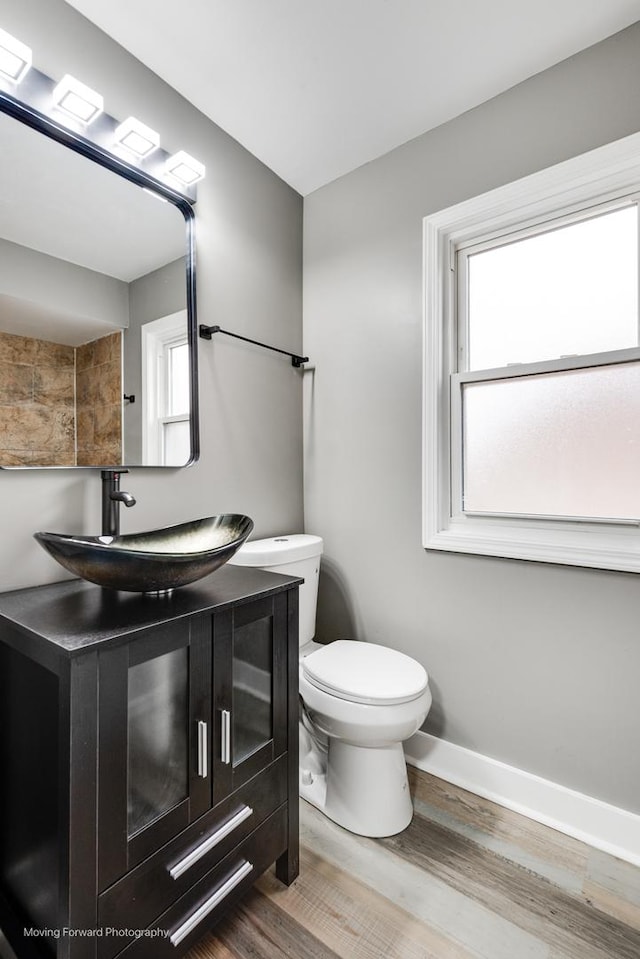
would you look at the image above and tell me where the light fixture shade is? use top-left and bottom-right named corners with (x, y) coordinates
top-left (114, 116), bottom-right (160, 159)
top-left (164, 151), bottom-right (206, 186)
top-left (52, 74), bottom-right (103, 125)
top-left (0, 27), bottom-right (32, 83)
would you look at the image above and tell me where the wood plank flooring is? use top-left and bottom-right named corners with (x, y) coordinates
top-left (1, 768), bottom-right (637, 959)
top-left (185, 768), bottom-right (640, 959)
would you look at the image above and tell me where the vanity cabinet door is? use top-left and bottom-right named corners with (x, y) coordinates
top-left (97, 619), bottom-right (212, 890)
top-left (212, 594), bottom-right (288, 799)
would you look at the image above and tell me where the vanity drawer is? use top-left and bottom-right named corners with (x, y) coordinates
top-left (98, 755), bottom-right (287, 958)
top-left (113, 805), bottom-right (287, 959)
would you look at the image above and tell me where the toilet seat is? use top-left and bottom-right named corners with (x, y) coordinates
top-left (301, 640), bottom-right (428, 706)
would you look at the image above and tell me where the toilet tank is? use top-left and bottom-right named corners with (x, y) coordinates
top-left (228, 535), bottom-right (323, 647)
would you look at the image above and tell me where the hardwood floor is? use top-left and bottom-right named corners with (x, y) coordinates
top-left (186, 768), bottom-right (640, 959)
top-left (1, 768), bottom-right (638, 959)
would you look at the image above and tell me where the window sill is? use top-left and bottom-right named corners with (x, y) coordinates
top-left (424, 517), bottom-right (640, 573)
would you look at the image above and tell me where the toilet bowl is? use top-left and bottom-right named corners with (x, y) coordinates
top-left (229, 534), bottom-right (431, 837)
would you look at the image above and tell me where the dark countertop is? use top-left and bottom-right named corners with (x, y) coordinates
top-left (0, 564), bottom-right (301, 658)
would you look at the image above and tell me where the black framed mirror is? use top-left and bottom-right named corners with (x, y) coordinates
top-left (0, 90), bottom-right (199, 468)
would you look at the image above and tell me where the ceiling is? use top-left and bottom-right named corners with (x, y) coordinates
top-left (0, 111), bottom-right (186, 344)
top-left (0, 113), bottom-right (185, 283)
top-left (65, 1), bottom-right (640, 195)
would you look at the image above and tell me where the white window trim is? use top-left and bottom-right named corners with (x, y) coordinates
top-left (423, 131), bottom-right (640, 573)
top-left (141, 310), bottom-right (189, 465)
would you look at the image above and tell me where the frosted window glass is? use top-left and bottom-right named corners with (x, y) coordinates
top-left (462, 362), bottom-right (640, 519)
top-left (163, 419), bottom-right (190, 466)
top-left (468, 206), bottom-right (638, 370)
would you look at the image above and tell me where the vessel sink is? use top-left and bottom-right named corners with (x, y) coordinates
top-left (34, 514), bottom-right (254, 593)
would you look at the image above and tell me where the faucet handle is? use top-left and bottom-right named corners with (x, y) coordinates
top-left (101, 468), bottom-right (128, 479)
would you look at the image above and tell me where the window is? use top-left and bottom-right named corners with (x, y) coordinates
top-left (423, 132), bottom-right (640, 572)
top-left (141, 312), bottom-right (191, 466)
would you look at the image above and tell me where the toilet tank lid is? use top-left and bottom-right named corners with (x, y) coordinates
top-left (302, 640), bottom-right (428, 705)
top-left (230, 534), bottom-right (323, 566)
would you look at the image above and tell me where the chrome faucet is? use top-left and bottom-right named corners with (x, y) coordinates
top-left (101, 470), bottom-right (136, 537)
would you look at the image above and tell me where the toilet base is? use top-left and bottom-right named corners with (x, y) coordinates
top-left (300, 738), bottom-right (414, 837)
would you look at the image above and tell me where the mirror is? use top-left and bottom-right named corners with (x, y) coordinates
top-left (0, 102), bottom-right (199, 468)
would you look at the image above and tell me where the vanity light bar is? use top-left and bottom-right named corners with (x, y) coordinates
top-left (0, 25), bottom-right (205, 196)
top-left (0, 27), bottom-right (32, 83)
top-left (52, 74), bottom-right (103, 125)
top-left (164, 151), bottom-right (206, 187)
top-left (114, 116), bottom-right (160, 159)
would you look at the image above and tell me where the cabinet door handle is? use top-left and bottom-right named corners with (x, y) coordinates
top-left (168, 805), bottom-right (253, 880)
top-left (169, 860), bottom-right (253, 947)
top-left (197, 720), bottom-right (208, 779)
top-left (220, 709), bottom-right (231, 765)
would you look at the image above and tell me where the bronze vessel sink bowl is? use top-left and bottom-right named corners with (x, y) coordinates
top-left (34, 514), bottom-right (254, 593)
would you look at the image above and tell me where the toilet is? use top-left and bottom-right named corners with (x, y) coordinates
top-left (229, 534), bottom-right (432, 837)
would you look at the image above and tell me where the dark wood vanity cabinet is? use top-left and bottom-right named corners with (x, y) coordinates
top-left (0, 566), bottom-right (300, 959)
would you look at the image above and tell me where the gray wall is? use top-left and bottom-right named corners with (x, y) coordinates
top-left (304, 24), bottom-right (640, 814)
top-left (1, 0), bottom-right (303, 589)
top-left (0, 237), bottom-right (129, 334)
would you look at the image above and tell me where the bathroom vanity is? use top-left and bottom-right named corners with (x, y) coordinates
top-left (0, 565), bottom-right (300, 959)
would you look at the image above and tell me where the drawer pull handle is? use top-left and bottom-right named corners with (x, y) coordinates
top-left (168, 805), bottom-right (254, 880)
top-left (169, 860), bottom-right (253, 947)
top-left (197, 720), bottom-right (208, 779)
top-left (221, 709), bottom-right (231, 764)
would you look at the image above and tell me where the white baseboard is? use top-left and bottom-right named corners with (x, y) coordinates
top-left (404, 730), bottom-right (640, 867)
